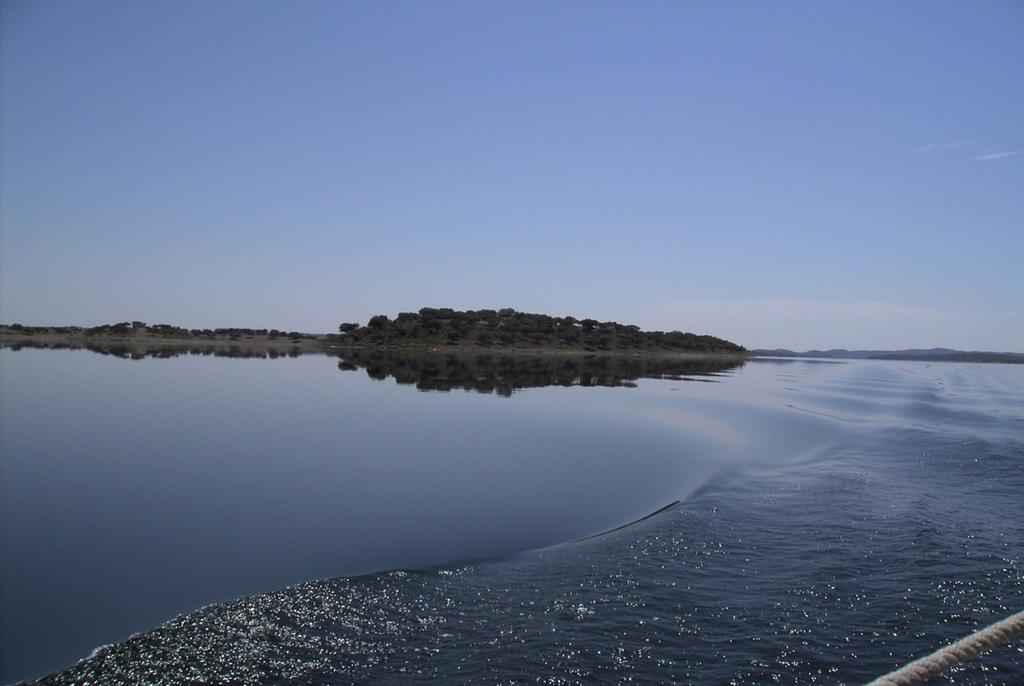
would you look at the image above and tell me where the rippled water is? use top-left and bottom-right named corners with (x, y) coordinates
top-left (2, 349), bottom-right (1022, 683)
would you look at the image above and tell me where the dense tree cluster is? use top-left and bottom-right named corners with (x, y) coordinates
top-left (334, 308), bottom-right (744, 353)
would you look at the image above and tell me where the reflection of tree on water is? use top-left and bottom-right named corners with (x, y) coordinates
top-left (334, 350), bottom-right (746, 396)
top-left (1, 340), bottom-right (744, 389)
top-left (2, 340), bottom-right (305, 359)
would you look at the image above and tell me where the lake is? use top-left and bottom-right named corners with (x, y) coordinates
top-left (1, 348), bottom-right (1022, 683)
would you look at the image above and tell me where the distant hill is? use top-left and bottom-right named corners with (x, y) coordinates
top-left (751, 347), bottom-right (1024, 364)
top-left (334, 308), bottom-right (745, 354)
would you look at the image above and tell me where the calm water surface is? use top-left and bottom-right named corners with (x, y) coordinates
top-left (1, 349), bottom-right (1021, 683)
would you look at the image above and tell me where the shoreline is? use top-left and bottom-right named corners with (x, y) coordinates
top-left (0, 327), bottom-right (749, 360)
top-left (6, 328), bottom-right (1017, 364)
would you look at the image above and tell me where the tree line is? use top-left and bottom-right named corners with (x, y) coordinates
top-left (2, 322), bottom-right (313, 340)
top-left (335, 308), bottom-right (744, 353)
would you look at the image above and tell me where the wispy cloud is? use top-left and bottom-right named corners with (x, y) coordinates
top-left (972, 150), bottom-right (1023, 161)
top-left (916, 141), bottom-right (1022, 163)
top-left (917, 141), bottom-right (970, 153)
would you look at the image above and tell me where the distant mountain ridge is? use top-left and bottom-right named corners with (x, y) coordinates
top-left (751, 347), bottom-right (1024, 364)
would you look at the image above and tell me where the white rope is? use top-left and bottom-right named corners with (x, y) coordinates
top-left (866, 609), bottom-right (1024, 685)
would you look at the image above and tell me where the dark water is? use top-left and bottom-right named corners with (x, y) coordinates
top-left (1, 349), bottom-right (1022, 683)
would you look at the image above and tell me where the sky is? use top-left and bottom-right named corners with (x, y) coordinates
top-left (1, 1), bottom-right (1022, 351)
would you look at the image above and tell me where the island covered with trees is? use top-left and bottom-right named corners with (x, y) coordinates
top-left (0, 308), bottom-right (746, 358)
top-left (333, 308), bottom-right (744, 354)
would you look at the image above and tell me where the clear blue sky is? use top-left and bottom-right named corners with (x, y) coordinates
top-left (2, 1), bottom-right (1021, 350)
